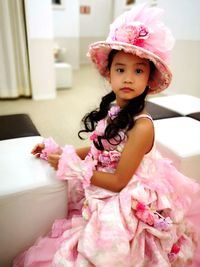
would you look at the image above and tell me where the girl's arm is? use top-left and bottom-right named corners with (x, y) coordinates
top-left (90, 118), bottom-right (154, 192)
top-left (48, 146), bottom-right (90, 169)
top-left (76, 147), bottom-right (90, 160)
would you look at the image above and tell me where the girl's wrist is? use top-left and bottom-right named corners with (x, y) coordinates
top-left (40, 137), bottom-right (61, 160)
top-left (57, 145), bottom-right (96, 189)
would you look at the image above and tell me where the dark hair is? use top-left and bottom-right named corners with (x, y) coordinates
top-left (78, 50), bottom-right (155, 150)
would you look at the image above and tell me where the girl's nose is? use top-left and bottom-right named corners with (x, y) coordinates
top-left (124, 73), bottom-right (133, 83)
top-left (124, 70), bottom-right (133, 83)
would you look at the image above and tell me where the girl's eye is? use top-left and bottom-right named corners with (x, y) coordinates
top-left (116, 68), bottom-right (124, 73)
top-left (135, 69), bottom-right (143, 74)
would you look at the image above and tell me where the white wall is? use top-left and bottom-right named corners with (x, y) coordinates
top-left (79, 0), bottom-right (113, 37)
top-left (52, 0), bottom-right (113, 65)
top-left (25, 0), bottom-right (56, 100)
top-left (53, 0), bottom-right (79, 37)
top-left (26, 0), bottom-right (54, 39)
top-left (52, 0), bottom-right (79, 69)
top-left (156, 0), bottom-right (200, 97)
top-left (158, 0), bottom-right (200, 41)
top-left (79, 0), bottom-right (113, 64)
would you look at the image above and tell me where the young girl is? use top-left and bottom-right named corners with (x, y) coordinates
top-left (13, 4), bottom-right (200, 267)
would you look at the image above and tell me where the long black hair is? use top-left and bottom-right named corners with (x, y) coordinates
top-left (78, 50), bottom-right (155, 150)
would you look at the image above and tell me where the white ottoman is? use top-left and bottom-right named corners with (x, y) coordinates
top-left (0, 136), bottom-right (68, 267)
top-left (154, 117), bottom-right (200, 182)
top-left (54, 62), bottom-right (72, 88)
top-left (149, 94), bottom-right (200, 115)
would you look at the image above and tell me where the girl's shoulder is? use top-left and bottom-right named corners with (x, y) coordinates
top-left (127, 111), bottom-right (154, 154)
top-left (130, 112), bottom-right (154, 135)
top-left (134, 110), bottom-right (153, 123)
top-left (132, 110), bottom-right (154, 134)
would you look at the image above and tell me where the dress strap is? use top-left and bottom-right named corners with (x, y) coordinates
top-left (134, 114), bottom-right (153, 122)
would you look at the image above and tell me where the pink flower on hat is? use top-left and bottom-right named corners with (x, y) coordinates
top-left (113, 22), bottom-right (150, 47)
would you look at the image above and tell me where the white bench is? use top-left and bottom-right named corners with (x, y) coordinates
top-left (149, 94), bottom-right (200, 116)
top-left (154, 117), bottom-right (200, 182)
top-left (0, 136), bottom-right (68, 267)
top-left (149, 94), bottom-right (200, 181)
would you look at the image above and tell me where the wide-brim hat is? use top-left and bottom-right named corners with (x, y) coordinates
top-left (88, 4), bottom-right (175, 94)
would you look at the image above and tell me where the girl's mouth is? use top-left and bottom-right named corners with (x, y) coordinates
top-left (120, 87), bottom-right (133, 93)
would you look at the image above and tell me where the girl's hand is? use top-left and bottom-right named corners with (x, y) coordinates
top-left (31, 143), bottom-right (45, 157)
top-left (47, 153), bottom-right (61, 170)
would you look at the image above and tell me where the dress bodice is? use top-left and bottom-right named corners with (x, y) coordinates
top-left (87, 105), bottom-right (155, 173)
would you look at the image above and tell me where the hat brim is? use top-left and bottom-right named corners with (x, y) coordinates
top-left (88, 41), bottom-right (172, 94)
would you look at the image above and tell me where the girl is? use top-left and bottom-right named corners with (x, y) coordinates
top-left (13, 4), bottom-right (200, 267)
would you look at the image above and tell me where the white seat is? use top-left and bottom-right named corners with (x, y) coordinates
top-left (149, 94), bottom-right (200, 115)
top-left (154, 117), bottom-right (200, 182)
top-left (0, 136), bottom-right (68, 267)
top-left (54, 62), bottom-right (72, 88)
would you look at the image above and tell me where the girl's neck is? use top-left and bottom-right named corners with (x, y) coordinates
top-left (116, 99), bottom-right (129, 108)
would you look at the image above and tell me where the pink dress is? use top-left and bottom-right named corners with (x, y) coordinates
top-left (13, 107), bottom-right (200, 267)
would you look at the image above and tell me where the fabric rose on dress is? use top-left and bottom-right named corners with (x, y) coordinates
top-left (98, 151), bottom-right (111, 166)
top-left (98, 150), bottom-right (121, 169)
top-left (136, 209), bottom-right (155, 226)
top-left (168, 242), bottom-right (181, 263)
top-left (132, 201), bottom-right (155, 226)
top-left (132, 200), bottom-right (173, 229)
top-left (154, 216), bottom-right (172, 231)
top-left (108, 105), bottom-right (121, 120)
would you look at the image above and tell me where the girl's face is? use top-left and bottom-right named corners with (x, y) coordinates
top-left (108, 51), bottom-right (150, 107)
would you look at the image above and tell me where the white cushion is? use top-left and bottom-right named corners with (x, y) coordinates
top-left (154, 117), bottom-right (200, 181)
top-left (54, 62), bottom-right (72, 88)
top-left (149, 94), bottom-right (200, 115)
top-left (0, 136), bottom-right (68, 266)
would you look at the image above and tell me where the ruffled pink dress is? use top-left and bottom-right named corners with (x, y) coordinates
top-left (13, 107), bottom-right (200, 267)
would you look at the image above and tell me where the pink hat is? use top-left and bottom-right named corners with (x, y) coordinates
top-left (88, 4), bottom-right (175, 94)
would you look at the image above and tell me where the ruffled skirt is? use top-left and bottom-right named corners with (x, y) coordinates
top-left (13, 158), bottom-right (200, 267)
